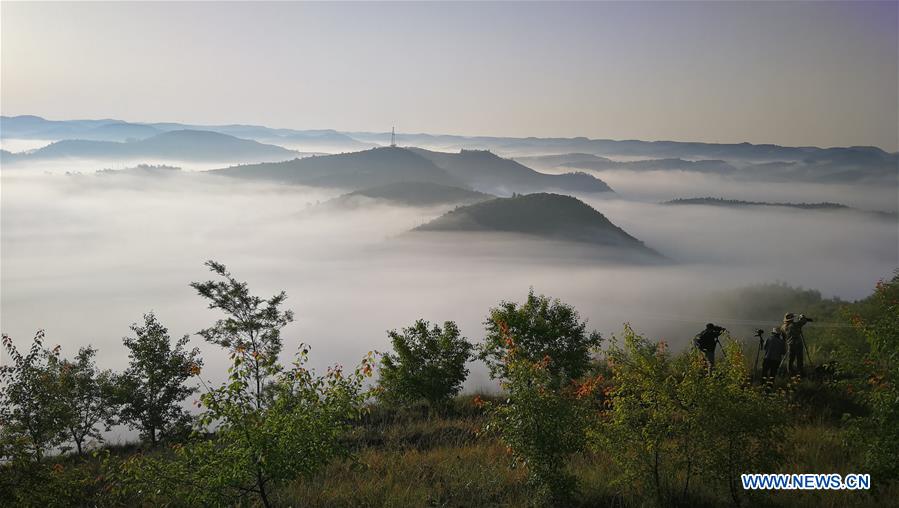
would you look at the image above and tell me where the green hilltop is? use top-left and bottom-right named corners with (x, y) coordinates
top-left (414, 192), bottom-right (659, 257)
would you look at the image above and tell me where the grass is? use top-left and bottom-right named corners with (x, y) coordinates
top-left (275, 395), bottom-right (895, 508)
top-left (3, 392), bottom-right (893, 507)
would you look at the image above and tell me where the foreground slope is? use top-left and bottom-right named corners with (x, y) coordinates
top-left (413, 193), bottom-right (660, 258)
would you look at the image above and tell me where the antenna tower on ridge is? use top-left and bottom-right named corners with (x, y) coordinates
top-left (390, 126), bottom-right (396, 147)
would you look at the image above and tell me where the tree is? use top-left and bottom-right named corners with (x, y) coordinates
top-left (849, 273), bottom-right (899, 481)
top-left (118, 346), bottom-right (375, 508)
top-left (377, 319), bottom-right (473, 411)
top-left (190, 260), bottom-right (294, 409)
top-left (483, 322), bottom-right (598, 505)
top-left (480, 289), bottom-right (602, 381)
top-left (0, 330), bottom-right (66, 462)
top-left (596, 326), bottom-right (787, 506)
top-left (54, 346), bottom-right (118, 456)
top-left (118, 313), bottom-right (202, 447)
top-left (116, 263), bottom-right (366, 507)
top-left (691, 342), bottom-right (788, 506)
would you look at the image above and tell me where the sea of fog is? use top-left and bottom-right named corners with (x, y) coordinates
top-left (1, 162), bottom-right (897, 408)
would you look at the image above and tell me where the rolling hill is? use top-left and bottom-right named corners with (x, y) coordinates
top-left (214, 147), bottom-right (462, 189)
top-left (408, 148), bottom-right (613, 194)
top-left (559, 157), bottom-right (737, 174)
top-left (518, 150), bottom-right (896, 183)
top-left (413, 193), bottom-right (660, 258)
top-left (1, 130), bottom-right (296, 164)
top-left (663, 197), bottom-right (897, 219)
top-left (213, 147), bottom-right (612, 194)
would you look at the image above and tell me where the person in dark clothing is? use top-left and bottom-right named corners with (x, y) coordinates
top-left (694, 323), bottom-right (725, 374)
top-left (780, 313), bottom-right (814, 377)
top-left (762, 327), bottom-right (787, 380)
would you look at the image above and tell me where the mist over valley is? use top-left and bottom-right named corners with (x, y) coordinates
top-left (3, 117), bottom-right (896, 397)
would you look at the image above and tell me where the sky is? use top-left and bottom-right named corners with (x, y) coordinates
top-left (1, 1), bottom-right (897, 150)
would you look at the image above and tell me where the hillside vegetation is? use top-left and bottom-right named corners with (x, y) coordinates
top-left (215, 147), bottom-right (613, 195)
top-left (214, 147), bottom-right (462, 189)
top-left (415, 193), bottom-right (659, 257)
top-left (410, 148), bottom-right (614, 194)
top-left (1, 266), bottom-right (896, 507)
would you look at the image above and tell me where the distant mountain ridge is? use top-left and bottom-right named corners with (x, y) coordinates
top-left (663, 197), bottom-right (897, 219)
top-left (349, 130), bottom-right (896, 162)
top-left (5, 115), bottom-right (895, 182)
top-left (414, 192), bottom-right (661, 259)
top-left (0, 115), bottom-right (371, 152)
top-left (8, 116), bottom-right (895, 160)
top-left (665, 197), bottom-right (848, 209)
top-left (519, 150), bottom-right (896, 184)
top-left (1, 130), bottom-right (296, 164)
top-left (555, 156), bottom-right (737, 174)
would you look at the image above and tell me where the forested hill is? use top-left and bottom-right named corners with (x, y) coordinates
top-left (213, 147), bottom-right (462, 190)
top-left (664, 197), bottom-right (849, 209)
top-left (213, 147), bottom-right (614, 195)
top-left (415, 193), bottom-right (659, 256)
top-left (409, 148), bottom-right (613, 194)
top-left (663, 197), bottom-right (897, 219)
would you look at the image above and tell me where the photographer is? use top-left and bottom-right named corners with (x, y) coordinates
top-left (780, 313), bottom-right (814, 377)
top-left (693, 323), bottom-right (726, 374)
top-left (762, 327), bottom-right (787, 380)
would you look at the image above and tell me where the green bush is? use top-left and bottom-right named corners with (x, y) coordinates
top-left (377, 319), bottom-right (473, 412)
top-left (479, 288), bottom-right (602, 381)
top-left (848, 273), bottom-right (899, 483)
top-left (117, 345), bottom-right (375, 507)
top-left (595, 325), bottom-right (789, 506)
top-left (483, 323), bottom-right (598, 505)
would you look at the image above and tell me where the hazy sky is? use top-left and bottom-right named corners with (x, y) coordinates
top-left (2, 1), bottom-right (897, 150)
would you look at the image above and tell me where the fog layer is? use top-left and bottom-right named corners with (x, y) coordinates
top-left (2, 167), bottom-right (895, 395)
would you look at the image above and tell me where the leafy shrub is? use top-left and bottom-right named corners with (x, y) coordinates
top-left (848, 273), bottom-right (899, 482)
top-left (480, 289), bottom-right (602, 381)
top-left (117, 347), bottom-right (374, 507)
top-left (693, 341), bottom-right (790, 505)
top-left (116, 262), bottom-right (373, 507)
top-left (0, 454), bottom-right (111, 508)
top-left (483, 322), bottom-right (598, 505)
top-left (378, 319), bottom-right (473, 412)
top-left (596, 325), bottom-right (789, 506)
